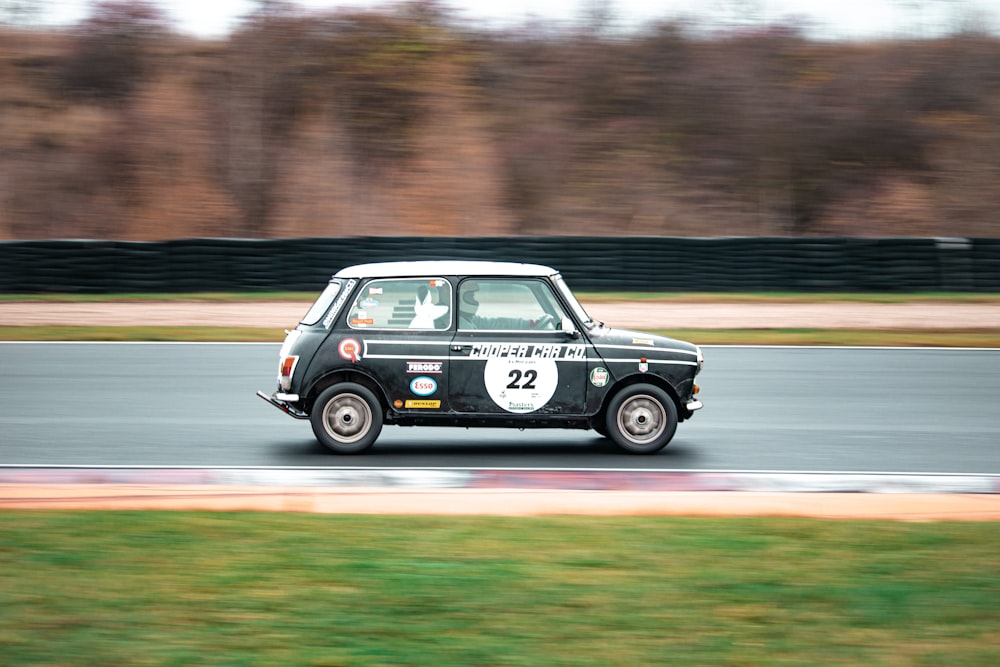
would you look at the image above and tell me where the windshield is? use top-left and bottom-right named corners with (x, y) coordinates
top-left (552, 274), bottom-right (595, 330)
top-left (300, 280), bottom-right (343, 326)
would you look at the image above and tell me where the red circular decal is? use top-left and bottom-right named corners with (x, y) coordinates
top-left (338, 338), bottom-right (361, 362)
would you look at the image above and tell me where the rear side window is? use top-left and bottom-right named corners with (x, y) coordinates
top-left (348, 278), bottom-right (452, 330)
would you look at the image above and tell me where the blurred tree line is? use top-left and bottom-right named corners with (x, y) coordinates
top-left (1, 0), bottom-right (999, 239)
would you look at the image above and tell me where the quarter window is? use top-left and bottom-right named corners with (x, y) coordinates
top-left (300, 280), bottom-right (343, 326)
top-left (348, 278), bottom-right (452, 330)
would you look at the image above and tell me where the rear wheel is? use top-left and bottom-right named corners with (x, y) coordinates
top-left (310, 383), bottom-right (383, 454)
top-left (604, 384), bottom-right (678, 454)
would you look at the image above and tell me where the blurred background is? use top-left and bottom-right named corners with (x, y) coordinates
top-left (1, 0), bottom-right (999, 241)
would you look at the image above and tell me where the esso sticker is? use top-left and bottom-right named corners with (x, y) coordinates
top-left (409, 376), bottom-right (438, 397)
top-left (483, 358), bottom-right (557, 413)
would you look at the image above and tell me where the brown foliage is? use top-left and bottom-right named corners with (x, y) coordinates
top-left (1, 4), bottom-right (1000, 240)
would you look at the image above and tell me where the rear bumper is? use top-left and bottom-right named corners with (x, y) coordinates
top-left (686, 399), bottom-right (703, 412)
top-left (256, 390), bottom-right (309, 420)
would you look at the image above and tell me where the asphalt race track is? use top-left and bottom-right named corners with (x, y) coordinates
top-left (2, 343), bottom-right (998, 474)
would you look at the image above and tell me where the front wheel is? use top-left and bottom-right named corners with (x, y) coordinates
top-left (604, 384), bottom-right (678, 454)
top-left (310, 383), bottom-right (383, 454)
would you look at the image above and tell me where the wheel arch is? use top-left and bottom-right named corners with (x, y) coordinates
top-left (594, 373), bottom-right (681, 428)
top-left (304, 369), bottom-right (389, 415)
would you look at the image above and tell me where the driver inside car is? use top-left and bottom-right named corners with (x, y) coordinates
top-left (458, 280), bottom-right (556, 330)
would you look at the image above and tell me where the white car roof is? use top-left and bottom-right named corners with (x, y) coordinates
top-left (333, 260), bottom-right (559, 279)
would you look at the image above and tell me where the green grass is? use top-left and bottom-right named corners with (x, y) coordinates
top-left (1, 512), bottom-right (997, 666)
top-left (578, 291), bottom-right (1000, 303)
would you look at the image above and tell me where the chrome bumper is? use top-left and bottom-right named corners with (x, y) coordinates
top-left (685, 399), bottom-right (703, 412)
top-left (256, 390), bottom-right (308, 420)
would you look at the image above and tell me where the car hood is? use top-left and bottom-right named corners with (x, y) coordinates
top-left (586, 325), bottom-right (699, 356)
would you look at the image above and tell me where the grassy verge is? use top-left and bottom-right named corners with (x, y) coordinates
top-left (2, 325), bottom-right (999, 347)
top-left (1, 512), bottom-right (997, 666)
top-left (3, 292), bottom-right (999, 346)
top-left (579, 291), bottom-right (1000, 303)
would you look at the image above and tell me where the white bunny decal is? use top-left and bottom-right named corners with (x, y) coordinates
top-left (409, 285), bottom-right (449, 329)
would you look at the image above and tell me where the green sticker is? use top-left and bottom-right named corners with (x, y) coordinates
top-left (589, 367), bottom-right (609, 387)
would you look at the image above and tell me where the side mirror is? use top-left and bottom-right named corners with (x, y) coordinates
top-left (560, 317), bottom-right (579, 338)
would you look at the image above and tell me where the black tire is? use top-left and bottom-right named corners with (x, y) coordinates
top-left (310, 383), bottom-right (383, 454)
top-left (604, 384), bottom-right (678, 454)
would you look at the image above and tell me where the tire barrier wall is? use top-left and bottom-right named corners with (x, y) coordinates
top-left (1, 236), bottom-right (998, 293)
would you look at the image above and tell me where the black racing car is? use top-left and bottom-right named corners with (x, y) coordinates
top-left (258, 260), bottom-right (703, 454)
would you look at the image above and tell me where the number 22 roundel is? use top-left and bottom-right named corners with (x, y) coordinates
top-left (483, 357), bottom-right (557, 413)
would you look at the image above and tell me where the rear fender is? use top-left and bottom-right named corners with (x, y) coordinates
top-left (305, 370), bottom-right (388, 415)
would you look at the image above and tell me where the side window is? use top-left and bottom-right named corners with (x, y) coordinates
top-left (348, 278), bottom-right (451, 330)
top-left (458, 279), bottom-right (566, 331)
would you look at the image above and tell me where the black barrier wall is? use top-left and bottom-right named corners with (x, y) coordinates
top-left (1, 237), bottom-right (997, 293)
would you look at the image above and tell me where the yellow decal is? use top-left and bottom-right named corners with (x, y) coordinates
top-left (632, 338), bottom-right (654, 346)
top-left (404, 399), bottom-right (441, 409)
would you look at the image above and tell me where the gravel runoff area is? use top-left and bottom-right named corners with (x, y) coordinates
top-left (2, 300), bottom-right (1000, 329)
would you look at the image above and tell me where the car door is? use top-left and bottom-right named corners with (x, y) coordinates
top-left (342, 277), bottom-right (453, 413)
top-left (449, 277), bottom-right (589, 415)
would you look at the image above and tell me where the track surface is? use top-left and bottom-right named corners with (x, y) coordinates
top-left (2, 342), bottom-right (998, 474)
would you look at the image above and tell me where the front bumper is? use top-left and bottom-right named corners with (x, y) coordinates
top-left (256, 390), bottom-right (308, 420)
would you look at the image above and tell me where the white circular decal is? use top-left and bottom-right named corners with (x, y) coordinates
top-left (410, 376), bottom-right (438, 397)
top-left (484, 358), bottom-right (558, 413)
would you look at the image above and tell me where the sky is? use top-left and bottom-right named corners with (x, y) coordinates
top-left (32, 0), bottom-right (1000, 40)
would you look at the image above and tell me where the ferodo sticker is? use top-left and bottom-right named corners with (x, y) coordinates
top-left (407, 361), bottom-right (442, 374)
top-left (484, 357), bottom-right (557, 414)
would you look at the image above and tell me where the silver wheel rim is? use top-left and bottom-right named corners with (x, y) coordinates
top-left (322, 393), bottom-right (372, 444)
top-left (616, 394), bottom-right (665, 445)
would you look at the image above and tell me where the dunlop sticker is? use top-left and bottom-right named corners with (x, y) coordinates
top-left (404, 399), bottom-right (440, 409)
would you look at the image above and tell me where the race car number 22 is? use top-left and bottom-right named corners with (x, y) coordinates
top-left (484, 358), bottom-right (557, 413)
top-left (506, 368), bottom-right (537, 389)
